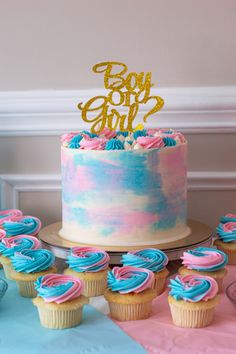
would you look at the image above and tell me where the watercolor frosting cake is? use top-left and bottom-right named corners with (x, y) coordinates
top-left (59, 128), bottom-right (190, 246)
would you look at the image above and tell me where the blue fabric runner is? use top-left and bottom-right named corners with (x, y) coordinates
top-left (0, 270), bottom-right (146, 354)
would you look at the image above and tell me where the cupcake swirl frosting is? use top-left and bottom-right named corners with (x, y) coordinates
top-left (67, 246), bottom-right (110, 272)
top-left (0, 229), bottom-right (6, 240)
top-left (2, 216), bottom-right (41, 236)
top-left (35, 274), bottom-right (84, 303)
top-left (0, 235), bottom-right (41, 257)
top-left (11, 249), bottom-right (55, 273)
top-left (0, 209), bottom-right (23, 225)
top-left (107, 266), bottom-right (154, 294)
top-left (169, 274), bottom-right (218, 302)
top-left (220, 213), bottom-right (236, 223)
top-left (121, 248), bottom-right (168, 272)
top-left (181, 247), bottom-right (228, 271)
top-left (216, 222), bottom-right (236, 242)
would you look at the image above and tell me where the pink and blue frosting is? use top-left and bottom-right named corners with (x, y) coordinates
top-left (0, 229), bottom-right (6, 241)
top-left (35, 274), bottom-right (84, 303)
top-left (11, 249), bottom-right (55, 273)
top-left (220, 213), bottom-right (236, 223)
top-left (0, 235), bottom-right (41, 257)
top-left (107, 266), bottom-right (154, 294)
top-left (2, 216), bottom-right (41, 236)
top-left (181, 247), bottom-right (228, 271)
top-left (0, 209), bottom-right (23, 225)
top-left (121, 248), bottom-right (168, 272)
top-left (169, 274), bottom-right (218, 302)
top-left (216, 222), bottom-right (236, 242)
top-left (67, 246), bottom-right (110, 272)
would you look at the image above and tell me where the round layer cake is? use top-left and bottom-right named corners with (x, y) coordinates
top-left (59, 129), bottom-right (190, 246)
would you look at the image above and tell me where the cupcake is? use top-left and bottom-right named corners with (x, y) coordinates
top-left (215, 220), bottom-right (236, 265)
top-left (0, 209), bottom-right (23, 225)
top-left (1, 215), bottom-right (41, 237)
top-left (0, 235), bottom-right (41, 279)
top-left (168, 274), bottom-right (219, 328)
top-left (179, 247), bottom-right (228, 292)
top-left (220, 213), bottom-right (236, 223)
top-left (121, 248), bottom-right (169, 295)
top-left (104, 266), bottom-right (156, 321)
top-left (64, 246), bottom-right (110, 297)
top-left (10, 249), bottom-right (56, 297)
top-left (33, 274), bottom-right (89, 329)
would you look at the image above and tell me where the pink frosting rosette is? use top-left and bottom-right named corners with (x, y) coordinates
top-left (0, 209), bottom-right (23, 225)
top-left (61, 132), bottom-right (78, 146)
top-left (221, 222), bottom-right (236, 233)
top-left (0, 229), bottom-right (6, 241)
top-left (99, 127), bottom-right (117, 139)
top-left (79, 137), bottom-right (108, 150)
top-left (1, 234), bottom-right (41, 250)
top-left (35, 274), bottom-right (84, 304)
top-left (137, 136), bottom-right (165, 149)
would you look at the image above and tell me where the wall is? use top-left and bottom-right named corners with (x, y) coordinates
top-left (0, 0), bottom-right (236, 233)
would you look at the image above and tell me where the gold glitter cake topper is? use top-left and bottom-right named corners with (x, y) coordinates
top-left (78, 61), bottom-right (164, 133)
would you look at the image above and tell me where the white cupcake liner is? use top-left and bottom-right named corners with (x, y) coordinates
top-left (2, 263), bottom-right (12, 280)
top-left (108, 301), bottom-right (152, 321)
top-left (16, 280), bottom-right (37, 298)
top-left (37, 307), bottom-right (83, 329)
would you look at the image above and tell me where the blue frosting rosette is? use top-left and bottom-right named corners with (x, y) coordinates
top-left (107, 266), bottom-right (154, 294)
top-left (121, 248), bottom-right (168, 272)
top-left (2, 216), bottom-right (41, 236)
top-left (0, 235), bottom-right (41, 257)
top-left (216, 222), bottom-right (236, 242)
top-left (169, 274), bottom-right (218, 302)
top-left (220, 214), bottom-right (236, 223)
top-left (67, 246), bottom-right (110, 272)
top-left (11, 249), bottom-right (55, 273)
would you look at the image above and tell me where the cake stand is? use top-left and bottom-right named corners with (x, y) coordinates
top-left (39, 219), bottom-right (213, 264)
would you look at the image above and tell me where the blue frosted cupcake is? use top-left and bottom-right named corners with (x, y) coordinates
top-left (10, 249), bottom-right (56, 297)
top-left (215, 216), bottom-right (236, 265)
top-left (121, 248), bottom-right (169, 295)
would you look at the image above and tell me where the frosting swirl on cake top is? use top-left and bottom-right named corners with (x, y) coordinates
top-left (2, 216), bottom-right (41, 236)
top-left (35, 274), bottom-right (84, 303)
top-left (181, 247), bottom-right (228, 271)
top-left (67, 246), bottom-right (110, 272)
top-left (11, 249), bottom-right (55, 273)
top-left (0, 235), bottom-right (41, 257)
top-left (121, 248), bottom-right (168, 272)
top-left (216, 222), bottom-right (236, 242)
top-left (0, 209), bottom-right (23, 225)
top-left (169, 274), bottom-right (218, 302)
top-left (107, 266), bottom-right (154, 294)
top-left (61, 128), bottom-right (186, 151)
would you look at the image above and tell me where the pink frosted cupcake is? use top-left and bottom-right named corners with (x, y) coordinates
top-left (0, 209), bottom-right (23, 225)
top-left (0, 235), bottom-right (41, 279)
top-left (168, 274), bottom-right (219, 328)
top-left (1, 215), bottom-right (41, 237)
top-left (179, 247), bottom-right (228, 292)
top-left (64, 246), bottom-right (110, 297)
top-left (33, 274), bottom-right (89, 329)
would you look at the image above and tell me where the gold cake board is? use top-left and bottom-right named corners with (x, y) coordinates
top-left (39, 219), bottom-right (213, 262)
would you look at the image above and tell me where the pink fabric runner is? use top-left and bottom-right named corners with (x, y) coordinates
top-left (116, 266), bottom-right (236, 354)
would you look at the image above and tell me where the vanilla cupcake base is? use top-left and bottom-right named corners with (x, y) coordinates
top-left (168, 295), bottom-right (220, 328)
top-left (0, 255), bottom-right (12, 280)
top-left (214, 240), bottom-right (236, 265)
top-left (64, 268), bottom-right (109, 297)
top-left (33, 295), bottom-right (89, 329)
top-left (153, 267), bottom-right (169, 296)
top-left (104, 288), bottom-right (156, 321)
top-left (178, 266), bottom-right (227, 293)
top-left (10, 266), bottom-right (57, 298)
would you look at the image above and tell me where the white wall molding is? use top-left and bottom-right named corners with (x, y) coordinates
top-left (1, 172), bottom-right (236, 209)
top-left (1, 86), bottom-right (236, 136)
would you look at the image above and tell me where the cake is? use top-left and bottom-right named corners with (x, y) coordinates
top-left (59, 128), bottom-right (189, 246)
